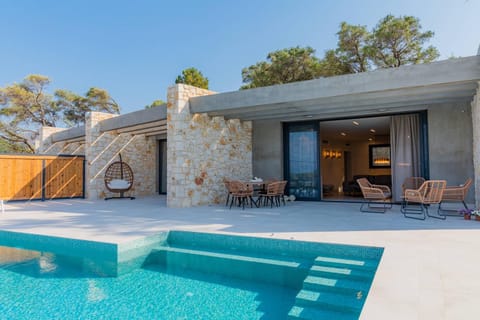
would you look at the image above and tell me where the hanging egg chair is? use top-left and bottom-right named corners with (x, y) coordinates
top-left (104, 154), bottom-right (135, 200)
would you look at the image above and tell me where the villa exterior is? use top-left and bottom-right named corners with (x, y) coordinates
top-left (37, 52), bottom-right (480, 208)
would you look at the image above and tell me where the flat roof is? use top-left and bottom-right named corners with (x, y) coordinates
top-left (190, 56), bottom-right (480, 121)
top-left (100, 104), bottom-right (167, 132)
top-left (51, 125), bottom-right (85, 143)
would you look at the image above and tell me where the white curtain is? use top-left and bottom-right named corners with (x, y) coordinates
top-left (390, 114), bottom-right (421, 202)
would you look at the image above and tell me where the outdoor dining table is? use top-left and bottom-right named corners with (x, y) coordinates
top-left (245, 180), bottom-right (267, 194)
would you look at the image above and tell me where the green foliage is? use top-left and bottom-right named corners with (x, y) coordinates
top-left (145, 99), bottom-right (166, 109)
top-left (0, 74), bottom-right (120, 153)
top-left (0, 136), bottom-right (29, 153)
top-left (241, 46), bottom-right (322, 89)
top-left (241, 15), bottom-right (439, 88)
top-left (317, 50), bottom-right (351, 77)
top-left (335, 22), bottom-right (372, 73)
top-left (369, 15), bottom-right (439, 68)
top-left (56, 87), bottom-right (120, 126)
top-left (175, 68), bottom-right (209, 89)
top-left (0, 139), bottom-right (10, 152)
top-left (0, 75), bottom-right (60, 127)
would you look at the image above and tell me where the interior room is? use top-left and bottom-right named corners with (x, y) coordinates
top-left (320, 116), bottom-right (391, 201)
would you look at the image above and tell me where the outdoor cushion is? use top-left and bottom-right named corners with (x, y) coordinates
top-left (108, 179), bottom-right (131, 189)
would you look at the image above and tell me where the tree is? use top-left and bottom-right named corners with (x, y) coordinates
top-left (175, 67), bottom-right (209, 89)
top-left (335, 22), bottom-right (372, 73)
top-left (317, 49), bottom-right (351, 77)
top-left (0, 74), bottom-right (120, 153)
top-left (56, 87), bottom-right (120, 126)
top-left (241, 46), bottom-right (322, 89)
top-left (368, 15), bottom-right (439, 68)
top-left (145, 99), bottom-right (165, 109)
top-left (241, 15), bottom-right (439, 89)
top-left (0, 75), bottom-right (60, 152)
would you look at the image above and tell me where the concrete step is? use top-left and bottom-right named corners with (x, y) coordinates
top-left (145, 245), bottom-right (309, 288)
top-left (309, 265), bottom-right (375, 281)
top-left (303, 275), bottom-right (371, 295)
top-left (295, 289), bottom-right (364, 313)
top-left (287, 305), bottom-right (358, 320)
top-left (314, 255), bottom-right (379, 271)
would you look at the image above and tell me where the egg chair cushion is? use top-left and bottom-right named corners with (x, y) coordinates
top-left (107, 179), bottom-right (131, 190)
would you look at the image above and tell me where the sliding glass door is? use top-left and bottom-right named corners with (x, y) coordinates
top-left (284, 122), bottom-right (320, 200)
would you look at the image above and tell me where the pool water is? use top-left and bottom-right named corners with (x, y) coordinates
top-left (0, 230), bottom-right (383, 320)
top-left (0, 249), bottom-right (295, 319)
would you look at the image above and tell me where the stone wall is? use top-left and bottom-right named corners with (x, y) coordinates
top-left (85, 112), bottom-right (157, 199)
top-left (472, 82), bottom-right (480, 207)
top-left (37, 127), bottom-right (67, 154)
top-left (167, 84), bottom-right (253, 207)
top-left (37, 127), bottom-right (85, 155)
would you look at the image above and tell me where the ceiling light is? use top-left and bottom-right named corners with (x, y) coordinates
top-left (340, 132), bottom-right (347, 136)
top-left (368, 138), bottom-right (373, 141)
top-left (352, 121), bottom-right (359, 126)
top-left (370, 129), bottom-right (376, 133)
top-left (304, 115), bottom-right (313, 118)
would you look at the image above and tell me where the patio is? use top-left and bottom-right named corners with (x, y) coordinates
top-left (1, 196), bottom-right (479, 319)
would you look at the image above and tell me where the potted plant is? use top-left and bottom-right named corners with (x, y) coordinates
top-left (471, 209), bottom-right (480, 221)
top-left (459, 208), bottom-right (472, 220)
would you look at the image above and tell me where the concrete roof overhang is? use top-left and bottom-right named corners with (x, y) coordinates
top-left (51, 125), bottom-right (85, 143)
top-left (49, 105), bottom-right (169, 143)
top-left (190, 56), bottom-right (480, 121)
top-left (99, 104), bottom-right (167, 136)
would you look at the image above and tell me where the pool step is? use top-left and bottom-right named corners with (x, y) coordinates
top-left (295, 289), bottom-right (363, 313)
top-left (146, 245), bottom-right (309, 288)
top-left (287, 253), bottom-right (379, 319)
top-left (303, 275), bottom-right (370, 295)
top-left (287, 305), bottom-right (358, 320)
top-left (309, 265), bottom-right (374, 281)
top-left (314, 255), bottom-right (378, 271)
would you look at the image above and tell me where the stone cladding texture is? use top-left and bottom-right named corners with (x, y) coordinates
top-left (37, 127), bottom-right (68, 154)
top-left (166, 84), bottom-right (253, 207)
top-left (472, 82), bottom-right (480, 207)
top-left (85, 112), bottom-right (157, 199)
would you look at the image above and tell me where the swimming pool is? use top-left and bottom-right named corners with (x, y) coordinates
top-left (0, 230), bottom-right (383, 319)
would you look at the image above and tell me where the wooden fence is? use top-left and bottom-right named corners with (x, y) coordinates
top-left (0, 155), bottom-right (85, 201)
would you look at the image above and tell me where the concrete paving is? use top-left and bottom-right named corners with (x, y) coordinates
top-left (1, 196), bottom-right (479, 319)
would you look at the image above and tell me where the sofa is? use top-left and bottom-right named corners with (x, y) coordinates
top-left (343, 175), bottom-right (392, 196)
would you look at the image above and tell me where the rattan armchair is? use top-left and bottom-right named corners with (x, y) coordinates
top-left (357, 178), bottom-right (392, 213)
top-left (227, 181), bottom-right (256, 210)
top-left (223, 178), bottom-right (232, 206)
top-left (401, 180), bottom-right (446, 220)
top-left (257, 181), bottom-right (287, 208)
top-left (439, 178), bottom-right (472, 215)
top-left (402, 177), bottom-right (426, 195)
top-left (401, 177), bottom-right (426, 211)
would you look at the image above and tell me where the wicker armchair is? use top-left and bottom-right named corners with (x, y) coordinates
top-left (258, 181), bottom-right (287, 208)
top-left (357, 178), bottom-right (392, 213)
top-left (223, 178), bottom-right (232, 206)
top-left (401, 177), bottom-right (426, 210)
top-left (402, 177), bottom-right (426, 195)
top-left (401, 180), bottom-right (446, 220)
top-left (439, 178), bottom-right (472, 215)
top-left (227, 181), bottom-right (256, 210)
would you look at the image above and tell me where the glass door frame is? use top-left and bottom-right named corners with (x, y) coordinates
top-left (158, 139), bottom-right (167, 194)
top-left (283, 121), bottom-right (321, 201)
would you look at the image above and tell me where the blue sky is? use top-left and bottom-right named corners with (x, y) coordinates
top-left (1, 0), bottom-right (478, 114)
